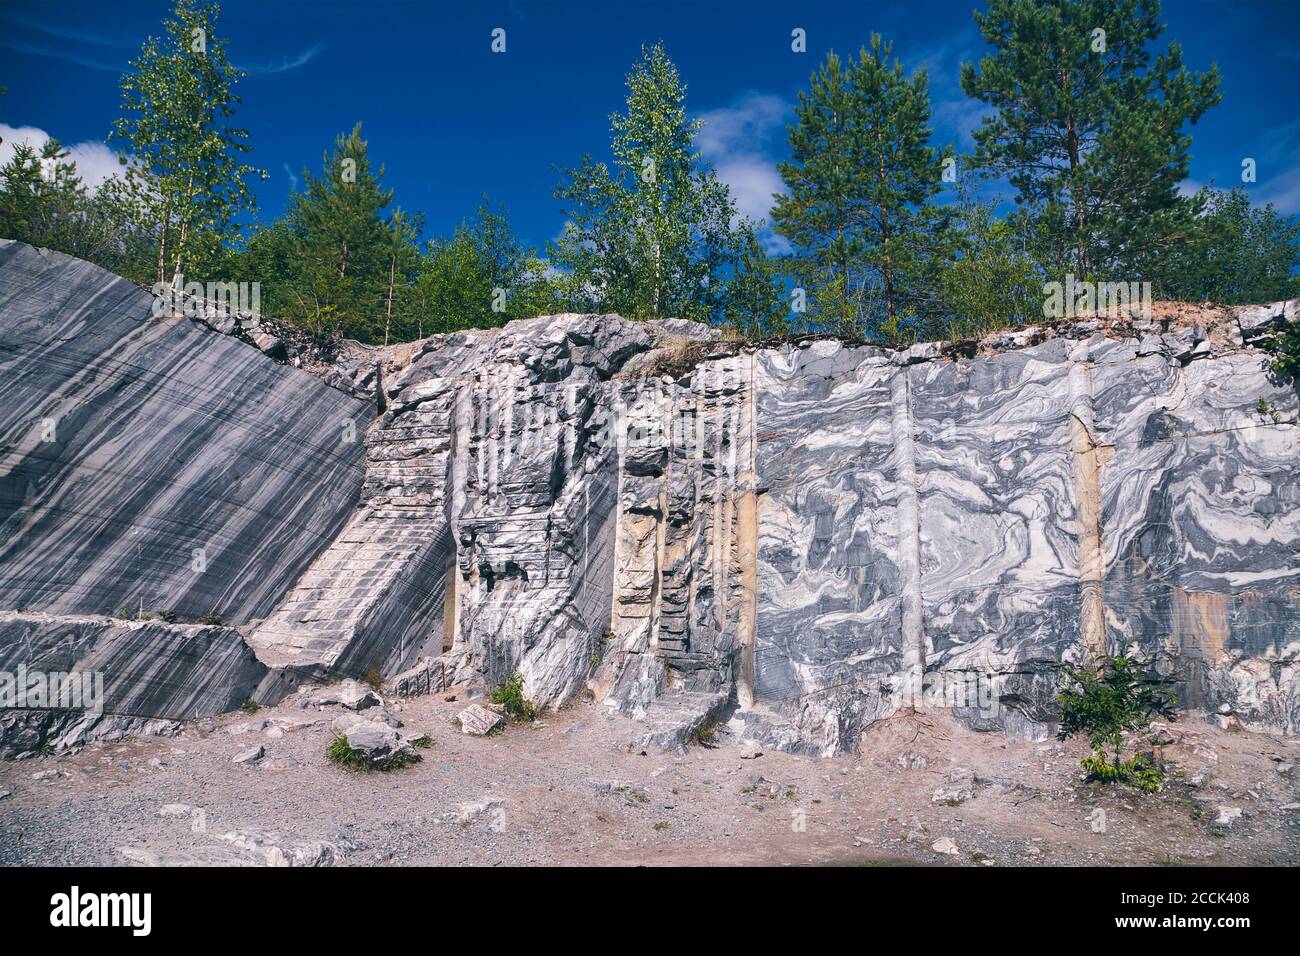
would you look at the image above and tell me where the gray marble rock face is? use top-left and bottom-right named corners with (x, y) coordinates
top-left (0, 241), bottom-right (372, 623)
top-left (1, 241), bottom-right (1295, 756)
top-left (600, 313), bottom-right (1298, 754)
top-left (0, 611), bottom-right (266, 756)
top-left (1090, 342), bottom-right (1299, 734)
top-left (248, 312), bottom-right (656, 709)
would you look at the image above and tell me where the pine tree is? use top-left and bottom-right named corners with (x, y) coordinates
top-left (961, 0), bottom-right (1221, 280)
top-left (772, 52), bottom-right (861, 334)
top-left (112, 0), bottom-right (265, 283)
top-left (553, 42), bottom-right (741, 322)
top-left (774, 37), bottom-right (951, 339)
top-left (851, 35), bottom-right (952, 339)
top-left (286, 124), bottom-right (394, 342)
top-left (0, 139), bottom-right (153, 277)
top-left (382, 208), bottom-right (423, 345)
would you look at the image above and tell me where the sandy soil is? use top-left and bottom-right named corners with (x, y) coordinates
top-left (1, 689), bottom-right (1295, 867)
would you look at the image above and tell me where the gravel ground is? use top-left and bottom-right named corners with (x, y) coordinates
top-left (1, 688), bottom-right (1296, 867)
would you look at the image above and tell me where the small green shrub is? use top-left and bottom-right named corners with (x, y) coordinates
top-left (238, 699), bottom-right (260, 714)
top-left (326, 735), bottom-right (422, 773)
top-left (490, 673), bottom-right (536, 722)
top-left (1058, 646), bottom-right (1177, 793)
top-left (154, 609), bottom-right (178, 623)
top-left (1264, 320), bottom-right (1300, 382)
top-left (326, 735), bottom-right (372, 771)
top-left (197, 612), bottom-right (225, 626)
top-left (690, 717), bottom-right (719, 748)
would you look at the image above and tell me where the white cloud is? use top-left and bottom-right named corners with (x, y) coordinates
top-left (695, 92), bottom-right (791, 250)
top-left (1256, 169), bottom-right (1300, 215)
top-left (235, 43), bottom-right (327, 76)
top-left (0, 123), bottom-right (125, 191)
top-left (899, 26), bottom-right (990, 151)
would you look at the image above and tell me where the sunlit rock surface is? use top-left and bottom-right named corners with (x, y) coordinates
top-left (0, 241), bottom-right (1295, 755)
top-left (0, 241), bottom-right (372, 622)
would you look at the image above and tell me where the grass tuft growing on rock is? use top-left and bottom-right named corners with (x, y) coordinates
top-left (690, 716), bottom-right (720, 748)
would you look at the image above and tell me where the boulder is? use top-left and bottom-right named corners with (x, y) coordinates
top-left (457, 703), bottom-right (505, 736)
top-left (932, 768), bottom-right (976, 804)
top-left (232, 745), bottom-right (265, 765)
top-left (335, 721), bottom-right (419, 769)
top-left (1214, 807), bottom-right (1242, 828)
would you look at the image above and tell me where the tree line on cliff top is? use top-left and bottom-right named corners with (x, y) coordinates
top-left (1, 0), bottom-right (1297, 348)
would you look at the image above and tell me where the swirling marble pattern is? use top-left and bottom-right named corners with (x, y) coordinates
top-left (1, 240), bottom-right (1294, 750)
top-left (751, 343), bottom-right (904, 709)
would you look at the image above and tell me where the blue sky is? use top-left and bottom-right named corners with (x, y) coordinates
top-left (2, 0), bottom-right (1298, 252)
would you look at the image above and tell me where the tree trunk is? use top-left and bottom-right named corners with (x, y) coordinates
top-left (384, 252), bottom-right (395, 346)
top-left (1062, 69), bottom-right (1088, 277)
top-left (156, 219), bottom-right (170, 286)
top-left (878, 122), bottom-right (894, 326)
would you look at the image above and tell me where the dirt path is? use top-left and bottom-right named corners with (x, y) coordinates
top-left (1, 689), bottom-right (1295, 867)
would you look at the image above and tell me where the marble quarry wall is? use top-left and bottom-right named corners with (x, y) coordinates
top-left (0, 241), bottom-right (372, 622)
top-left (1, 241), bottom-right (1296, 756)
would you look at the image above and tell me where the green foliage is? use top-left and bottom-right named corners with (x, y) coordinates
top-left (8, 2), bottom-right (1293, 359)
top-left (1080, 751), bottom-right (1164, 793)
top-left (774, 36), bottom-right (952, 340)
top-left (1154, 185), bottom-right (1294, 303)
top-left (962, 0), bottom-right (1221, 280)
top-left (326, 735), bottom-right (422, 772)
top-left (238, 699), bottom-right (259, 714)
top-left (409, 198), bottom-right (563, 337)
top-left (280, 123), bottom-right (395, 342)
top-left (112, 0), bottom-right (266, 282)
top-left (1057, 646), bottom-right (1177, 792)
top-left (197, 612), bottom-right (224, 625)
top-left (1265, 321), bottom-right (1300, 383)
top-left (1149, 187), bottom-right (1300, 304)
top-left (690, 717), bottom-right (719, 748)
top-left (938, 191), bottom-right (1040, 338)
top-left (552, 42), bottom-right (743, 323)
top-left (489, 673), bottom-right (536, 723)
top-left (723, 224), bottom-right (788, 339)
top-left (0, 141), bottom-right (156, 280)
